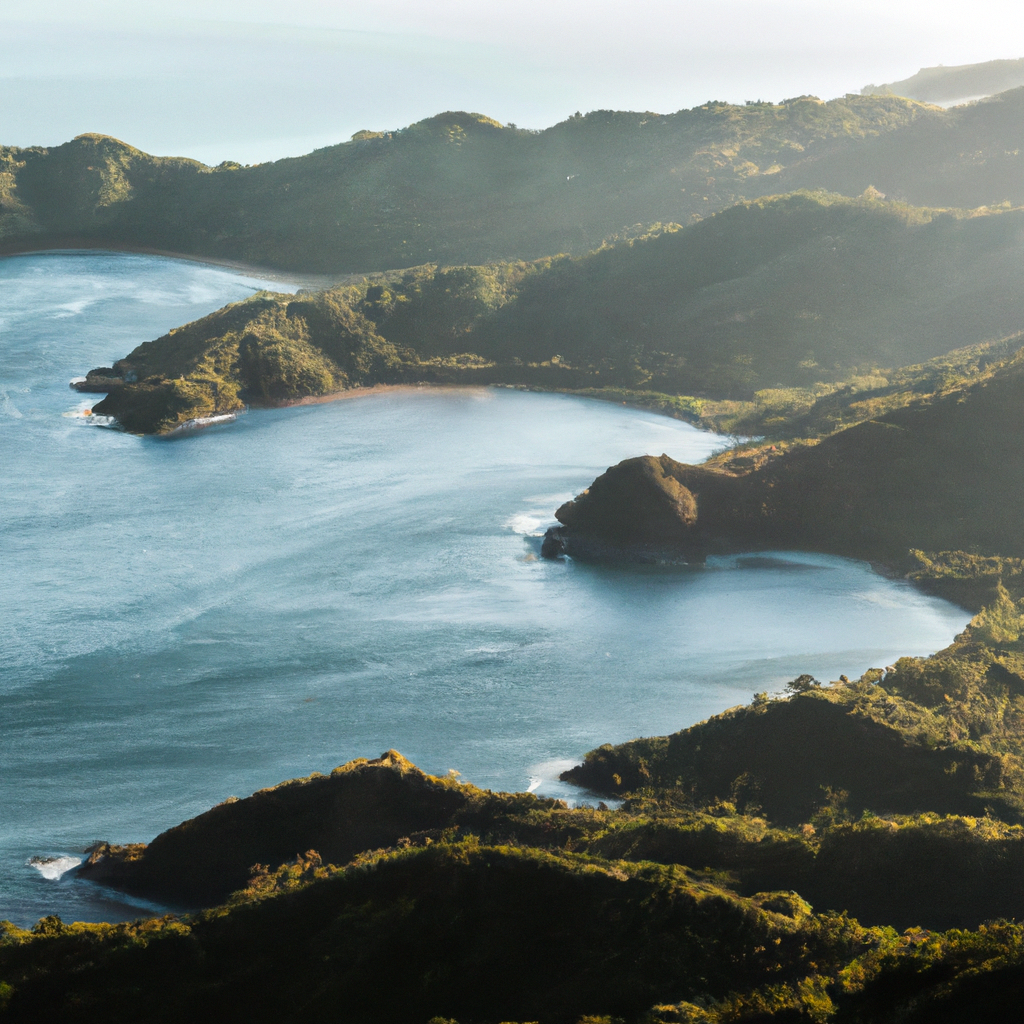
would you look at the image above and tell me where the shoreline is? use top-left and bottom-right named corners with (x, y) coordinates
top-left (260, 382), bottom-right (492, 409)
top-left (0, 241), bottom-right (348, 291)
top-left (263, 380), bottom-right (972, 612)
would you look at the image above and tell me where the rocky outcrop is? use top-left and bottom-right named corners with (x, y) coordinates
top-left (542, 454), bottom-right (740, 562)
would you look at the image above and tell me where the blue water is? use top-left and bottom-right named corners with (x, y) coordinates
top-left (0, 252), bottom-right (971, 927)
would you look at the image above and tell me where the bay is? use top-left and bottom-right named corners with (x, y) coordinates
top-left (0, 252), bottom-right (970, 926)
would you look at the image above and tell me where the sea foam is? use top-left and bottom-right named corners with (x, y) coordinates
top-left (28, 855), bottom-right (82, 880)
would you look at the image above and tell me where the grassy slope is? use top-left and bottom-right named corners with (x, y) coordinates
top-left (83, 191), bottom-right (1024, 433)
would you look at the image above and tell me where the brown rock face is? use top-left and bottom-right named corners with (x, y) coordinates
top-left (555, 455), bottom-right (699, 545)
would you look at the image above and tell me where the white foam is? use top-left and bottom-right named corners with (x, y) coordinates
top-left (164, 412), bottom-right (238, 435)
top-left (52, 298), bottom-right (94, 318)
top-left (28, 855), bottom-right (82, 880)
top-left (506, 512), bottom-right (550, 536)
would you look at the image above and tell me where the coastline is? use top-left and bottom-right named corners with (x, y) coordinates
top-left (0, 241), bottom-right (348, 291)
top-left (262, 382), bottom-right (492, 409)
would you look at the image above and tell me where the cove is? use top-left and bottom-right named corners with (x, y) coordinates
top-left (0, 252), bottom-right (971, 927)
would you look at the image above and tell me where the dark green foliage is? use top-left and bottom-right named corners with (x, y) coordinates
top-left (6, 90), bottom-right (1024, 275)
top-left (79, 751), bottom-right (475, 904)
top-left (906, 550), bottom-right (1024, 612)
top-left (0, 843), bottom-right (880, 1024)
top-left (553, 345), bottom-right (1024, 566)
top-left (561, 685), bottom-right (1017, 826)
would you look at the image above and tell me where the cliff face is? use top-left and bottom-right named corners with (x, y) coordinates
top-left (546, 354), bottom-right (1024, 565)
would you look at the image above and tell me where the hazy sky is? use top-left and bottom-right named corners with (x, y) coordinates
top-left (1, 1), bottom-right (1020, 164)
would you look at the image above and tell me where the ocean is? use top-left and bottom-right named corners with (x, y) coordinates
top-left (0, 251), bottom-right (971, 926)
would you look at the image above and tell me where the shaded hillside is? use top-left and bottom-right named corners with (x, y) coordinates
top-left (546, 346), bottom-right (1024, 565)
top-left (77, 192), bottom-right (1024, 433)
top-left (78, 751), bottom-right (476, 905)
top-left (0, 843), bottom-right (890, 1024)
top-left (0, 96), bottom-right (955, 273)
top-left (778, 86), bottom-right (1024, 210)
top-left (864, 58), bottom-right (1024, 105)
top-left (8, 800), bottom-right (1024, 1019)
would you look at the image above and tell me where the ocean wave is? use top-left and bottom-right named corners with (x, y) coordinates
top-left (163, 412), bottom-right (238, 436)
top-left (506, 512), bottom-right (554, 536)
top-left (28, 855), bottom-right (82, 880)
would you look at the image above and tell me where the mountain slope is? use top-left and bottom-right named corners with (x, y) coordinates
top-left (0, 96), bottom-right (950, 273)
top-left (863, 58), bottom-right (1024, 105)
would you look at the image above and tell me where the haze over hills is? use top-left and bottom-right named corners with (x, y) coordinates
top-left (863, 57), bottom-right (1024, 105)
top-left (7, 88), bottom-right (1024, 274)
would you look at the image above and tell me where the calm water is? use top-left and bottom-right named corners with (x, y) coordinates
top-left (0, 252), bottom-right (971, 927)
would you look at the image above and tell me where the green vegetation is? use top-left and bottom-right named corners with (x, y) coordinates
top-left (80, 191), bottom-right (1024, 433)
top-left (0, 841), bottom-right (896, 1024)
top-left (6, 88), bottom-right (1024, 274)
top-left (10, 678), bottom-right (1024, 1020)
top-left (548, 333), bottom-right (1024, 565)
top-left (19, 78), bottom-right (1024, 1024)
top-left (14, 582), bottom-right (1024, 1018)
top-left (0, 94), bottom-right (941, 272)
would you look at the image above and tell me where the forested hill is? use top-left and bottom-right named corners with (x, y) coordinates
top-left (80, 191), bottom-right (1024, 433)
top-left (4, 90), bottom-right (1020, 274)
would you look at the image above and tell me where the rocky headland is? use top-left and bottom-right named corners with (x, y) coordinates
top-left (543, 348), bottom-right (1024, 579)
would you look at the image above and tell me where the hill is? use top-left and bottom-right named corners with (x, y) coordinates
top-left (8, 90), bottom-right (1024, 275)
top-left (863, 58), bottom-right (1024, 105)
top-left (10, 639), bottom-right (1024, 1022)
top-left (544, 336), bottom-right (1024, 567)
top-left (13, 581), bottom-right (1024, 1018)
top-left (76, 192), bottom-right (1024, 433)
top-left (0, 96), bottom-right (964, 273)
top-left (776, 86), bottom-right (1024, 210)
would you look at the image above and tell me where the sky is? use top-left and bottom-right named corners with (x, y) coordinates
top-left (1, 0), bottom-right (1021, 165)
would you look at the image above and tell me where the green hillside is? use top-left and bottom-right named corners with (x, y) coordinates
top-left (78, 191), bottom-right (1024, 433)
top-left (7, 89), bottom-right (1024, 275)
top-left (546, 339), bottom-right (1024, 567)
top-left (12, 586), bottom-right (1024, 1020)
top-left (0, 95), bottom-right (954, 273)
top-left (778, 86), bottom-right (1024, 210)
